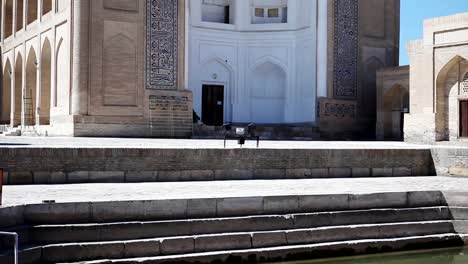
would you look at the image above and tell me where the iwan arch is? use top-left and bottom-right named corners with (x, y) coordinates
top-left (0, 0), bottom-right (400, 138)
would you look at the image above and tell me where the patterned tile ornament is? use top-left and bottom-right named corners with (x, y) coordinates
top-left (146, 0), bottom-right (179, 90)
top-left (318, 98), bottom-right (357, 120)
top-left (333, 0), bottom-right (359, 99)
top-left (149, 95), bottom-right (190, 112)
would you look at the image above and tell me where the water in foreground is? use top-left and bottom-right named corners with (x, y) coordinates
top-left (275, 248), bottom-right (468, 264)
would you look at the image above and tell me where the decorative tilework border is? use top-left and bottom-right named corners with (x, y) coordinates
top-left (146, 0), bottom-right (179, 90)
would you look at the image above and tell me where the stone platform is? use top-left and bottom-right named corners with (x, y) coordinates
top-left (1, 176), bottom-right (468, 207)
top-left (2, 137), bottom-right (467, 185)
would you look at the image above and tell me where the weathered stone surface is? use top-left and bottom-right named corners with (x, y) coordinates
top-left (264, 196), bottom-right (299, 214)
top-left (89, 171), bottom-right (125, 183)
top-left (33, 172), bottom-right (50, 184)
top-left (252, 231), bottom-right (286, 248)
top-left (187, 199), bottom-right (217, 218)
top-left (310, 168), bottom-right (329, 178)
top-left (299, 194), bottom-right (349, 212)
top-left (67, 171), bottom-right (90, 183)
top-left (216, 197), bottom-right (264, 216)
top-left (372, 168), bottom-right (393, 177)
top-left (329, 168), bottom-right (352, 178)
top-left (9, 172), bottom-right (33, 185)
top-left (254, 169), bottom-right (285, 179)
top-left (50, 172), bottom-right (67, 184)
top-left (124, 239), bottom-right (161, 258)
top-left (349, 192), bottom-right (407, 210)
top-left (160, 237), bottom-right (194, 255)
top-left (393, 167), bottom-right (412, 177)
top-left (352, 168), bottom-right (371, 177)
top-left (194, 234), bottom-right (252, 252)
top-left (125, 171), bottom-right (157, 183)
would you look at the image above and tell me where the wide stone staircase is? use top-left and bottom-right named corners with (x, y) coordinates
top-left (0, 192), bottom-right (467, 264)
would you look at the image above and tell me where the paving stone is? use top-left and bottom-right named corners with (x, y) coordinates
top-left (67, 171), bottom-right (90, 183)
top-left (310, 168), bottom-right (329, 178)
top-left (89, 171), bottom-right (125, 183)
top-left (33, 171), bottom-right (50, 184)
top-left (9, 172), bottom-right (33, 185)
top-left (214, 169), bottom-right (253, 180)
top-left (216, 197), bottom-right (264, 216)
top-left (125, 171), bottom-right (157, 183)
top-left (263, 196), bottom-right (299, 214)
top-left (194, 234), bottom-right (252, 252)
top-left (124, 240), bottom-right (160, 258)
top-left (50, 172), bottom-right (67, 184)
top-left (187, 198), bottom-right (217, 218)
top-left (393, 167), bottom-right (412, 177)
top-left (372, 168), bottom-right (393, 177)
top-left (252, 231), bottom-right (286, 248)
top-left (352, 168), bottom-right (371, 177)
top-left (160, 237), bottom-right (194, 255)
top-left (329, 168), bottom-right (352, 178)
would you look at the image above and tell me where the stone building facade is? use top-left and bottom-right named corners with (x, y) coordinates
top-left (382, 13), bottom-right (468, 143)
top-left (0, 0), bottom-right (400, 138)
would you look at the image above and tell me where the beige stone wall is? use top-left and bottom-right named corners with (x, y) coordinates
top-left (1, 0), bottom-right (192, 138)
top-left (80, 0), bottom-right (192, 138)
top-left (404, 12), bottom-right (468, 143)
top-left (1, 0), bottom-right (72, 134)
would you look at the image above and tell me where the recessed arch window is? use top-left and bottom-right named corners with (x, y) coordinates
top-left (251, 0), bottom-right (287, 24)
top-left (201, 0), bottom-right (231, 24)
top-left (462, 71), bottom-right (468, 96)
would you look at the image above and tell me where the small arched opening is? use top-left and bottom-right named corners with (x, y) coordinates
top-left (25, 47), bottom-right (37, 126)
top-left (383, 84), bottom-right (409, 140)
top-left (14, 54), bottom-right (23, 126)
top-left (1, 60), bottom-right (12, 125)
top-left (40, 38), bottom-right (52, 125)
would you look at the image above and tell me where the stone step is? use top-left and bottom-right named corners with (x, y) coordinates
top-left (56, 234), bottom-right (466, 264)
top-left (4, 221), bottom-right (456, 264)
top-left (5, 191), bottom-right (444, 228)
top-left (29, 207), bottom-right (451, 244)
top-left (449, 206), bottom-right (468, 220)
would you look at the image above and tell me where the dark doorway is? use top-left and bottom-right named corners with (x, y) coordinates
top-left (461, 100), bottom-right (468, 138)
top-left (202, 85), bottom-right (224, 126)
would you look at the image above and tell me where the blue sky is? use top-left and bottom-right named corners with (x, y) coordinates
top-left (400, 0), bottom-right (468, 65)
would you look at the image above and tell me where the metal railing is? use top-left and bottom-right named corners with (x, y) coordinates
top-left (0, 232), bottom-right (18, 264)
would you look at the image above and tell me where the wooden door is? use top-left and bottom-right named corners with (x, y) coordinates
top-left (202, 85), bottom-right (224, 126)
top-left (461, 101), bottom-right (468, 138)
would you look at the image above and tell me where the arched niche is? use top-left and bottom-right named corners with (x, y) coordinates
top-left (435, 55), bottom-right (468, 141)
top-left (25, 47), bottom-right (37, 126)
top-left (27, 0), bottom-right (38, 24)
top-left (4, 0), bottom-right (13, 38)
top-left (1, 60), bottom-right (12, 125)
top-left (14, 54), bottom-right (23, 126)
top-left (16, 0), bottom-right (24, 32)
top-left (250, 61), bottom-right (286, 123)
top-left (40, 38), bottom-right (52, 125)
top-left (383, 84), bottom-right (409, 140)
